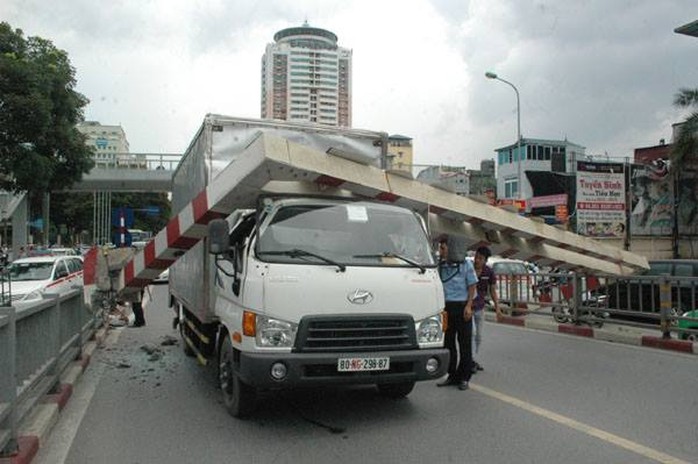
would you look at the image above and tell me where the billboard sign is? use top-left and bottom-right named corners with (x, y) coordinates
top-left (576, 162), bottom-right (626, 238)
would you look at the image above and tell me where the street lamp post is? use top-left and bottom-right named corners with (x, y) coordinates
top-left (486, 71), bottom-right (522, 200)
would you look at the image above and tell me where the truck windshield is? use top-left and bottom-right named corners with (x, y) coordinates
top-left (256, 200), bottom-right (435, 268)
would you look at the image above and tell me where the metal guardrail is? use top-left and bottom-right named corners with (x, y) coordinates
top-left (92, 153), bottom-right (181, 172)
top-left (491, 270), bottom-right (698, 340)
top-left (0, 290), bottom-right (102, 456)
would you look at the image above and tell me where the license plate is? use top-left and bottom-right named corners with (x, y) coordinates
top-left (337, 357), bottom-right (390, 372)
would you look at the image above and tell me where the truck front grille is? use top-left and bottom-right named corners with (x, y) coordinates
top-left (295, 315), bottom-right (417, 352)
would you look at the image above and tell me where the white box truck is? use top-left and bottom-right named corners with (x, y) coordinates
top-left (168, 116), bottom-right (449, 417)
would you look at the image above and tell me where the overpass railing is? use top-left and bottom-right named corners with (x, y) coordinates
top-left (0, 290), bottom-right (102, 457)
top-left (92, 153), bottom-right (181, 171)
top-left (491, 269), bottom-right (698, 340)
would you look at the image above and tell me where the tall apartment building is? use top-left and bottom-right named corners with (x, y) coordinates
top-left (261, 23), bottom-right (352, 127)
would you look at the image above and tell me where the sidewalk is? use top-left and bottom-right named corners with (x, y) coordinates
top-left (486, 311), bottom-right (698, 355)
top-left (0, 326), bottom-right (111, 464)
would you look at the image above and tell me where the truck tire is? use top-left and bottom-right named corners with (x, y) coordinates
top-left (219, 335), bottom-right (256, 418)
top-left (376, 381), bottom-right (415, 399)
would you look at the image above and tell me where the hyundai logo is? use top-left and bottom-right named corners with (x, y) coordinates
top-left (347, 289), bottom-right (373, 305)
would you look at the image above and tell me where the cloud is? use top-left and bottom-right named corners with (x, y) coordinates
top-left (4, 0), bottom-right (697, 169)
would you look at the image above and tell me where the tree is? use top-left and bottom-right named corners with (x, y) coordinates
top-left (670, 88), bottom-right (698, 258)
top-left (48, 191), bottom-right (172, 246)
top-left (110, 192), bottom-right (172, 235)
top-left (0, 22), bottom-right (94, 193)
top-left (671, 88), bottom-right (698, 166)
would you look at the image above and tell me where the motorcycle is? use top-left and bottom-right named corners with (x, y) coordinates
top-left (552, 290), bottom-right (609, 327)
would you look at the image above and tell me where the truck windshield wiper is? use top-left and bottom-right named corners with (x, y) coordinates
top-left (259, 248), bottom-right (346, 272)
top-left (353, 252), bottom-right (426, 274)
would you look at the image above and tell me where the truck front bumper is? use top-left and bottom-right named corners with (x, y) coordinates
top-left (237, 348), bottom-right (449, 390)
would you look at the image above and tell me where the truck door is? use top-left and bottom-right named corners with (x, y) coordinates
top-left (228, 213), bottom-right (256, 297)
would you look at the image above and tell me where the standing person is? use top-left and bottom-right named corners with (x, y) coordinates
top-left (124, 288), bottom-right (146, 327)
top-left (436, 236), bottom-right (478, 391)
top-left (131, 299), bottom-right (146, 327)
top-left (471, 246), bottom-right (502, 374)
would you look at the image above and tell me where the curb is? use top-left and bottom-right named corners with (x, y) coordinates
top-left (486, 312), bottom-right (697, 355)
top-left (0, 327), bottom-right (108, 464)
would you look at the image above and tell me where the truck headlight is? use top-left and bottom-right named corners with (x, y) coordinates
top-left (256, 316), bottom-right (298, 348)
top-left (415, 314), bottom-right (444, 347)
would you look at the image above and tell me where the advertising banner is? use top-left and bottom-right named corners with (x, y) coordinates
top-left (576, 162), bottom-right (626, 237)
top-left (529, 193), bottom-right (568, 209)
top-left (629, 161), bottom-right (674, 236)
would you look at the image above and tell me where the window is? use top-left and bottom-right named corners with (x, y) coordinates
top-left (504, 178), bottom-right (519, 198)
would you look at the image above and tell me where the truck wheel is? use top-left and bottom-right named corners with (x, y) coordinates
top-left (376, 381), bottom-right (415, 399)
top-left (219, 335), bottom-right (256, 418)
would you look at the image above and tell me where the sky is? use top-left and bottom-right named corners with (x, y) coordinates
top-left (4, 0), bottom-right (698, 170)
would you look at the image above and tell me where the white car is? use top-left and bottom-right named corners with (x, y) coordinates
top-left (48, 247), bottom-right (78, 256)
top-left (3, 255), bottom-right (84, 303)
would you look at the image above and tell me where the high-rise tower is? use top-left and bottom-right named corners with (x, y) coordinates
top-left (261, 23), bottom-right (352, 127)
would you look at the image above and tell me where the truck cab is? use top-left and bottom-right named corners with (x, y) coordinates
top-left (198, 195), bottom-right (448, 416)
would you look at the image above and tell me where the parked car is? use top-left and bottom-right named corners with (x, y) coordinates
top-left (605, 259), bottom-right (698, 327)
top-left (48, 247), bottom-right (78, 256)
top-left (1, 255), bottom-right (84, 303)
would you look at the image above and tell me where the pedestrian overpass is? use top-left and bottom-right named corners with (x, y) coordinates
top-left (0, 154), bottom-right (180, 253)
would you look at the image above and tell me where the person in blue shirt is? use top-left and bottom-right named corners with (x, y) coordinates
top-left (436, 235), bottom-right (478, 391)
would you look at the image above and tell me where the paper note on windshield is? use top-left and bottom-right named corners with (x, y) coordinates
top-left (346, 205), bottom-right (368, 222)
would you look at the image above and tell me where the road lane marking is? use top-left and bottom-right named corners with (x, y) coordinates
top-left (471, 383), bottom-right (690, 464)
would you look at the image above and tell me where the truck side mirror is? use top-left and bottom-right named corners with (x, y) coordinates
top-left (208, 219), bottom-right (230, 255)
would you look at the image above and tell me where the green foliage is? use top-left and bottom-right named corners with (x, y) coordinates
top-left (48, 192), bottom-right (172, 245)
top-left (671, 88), bottom-right (698, 167)
top-left (111, 192), bottom-right (172, 233)
top-left (0, 22), bottom-right (94, 193)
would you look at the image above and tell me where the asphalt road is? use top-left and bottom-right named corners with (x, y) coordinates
top-left (35, 285), bottom-right (698, 464)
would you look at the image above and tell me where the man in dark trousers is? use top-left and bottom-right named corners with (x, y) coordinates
top-left (472, 245), bottom-right (501, 373)
top-left (436, 236), bottom-right (478, 391)
top-left (131, 299), bottom-right (146, 327)
top-left (126, 288), bottom-right (146, 327)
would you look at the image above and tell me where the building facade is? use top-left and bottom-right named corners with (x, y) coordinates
top-left (469, 159), bottom-right (496, 196)
top-left (415, 160), bottom-right (496, 197)
top-left (386, 135), bottom-right (413, 172)
top-left (416, 166), bottom-right (470, 196)
top-left (261, 23), bottom-right (352, 127)
top-left (494, 137), bottom-right (586, 201)
top-left (76, 121), bottom-right (130, 166)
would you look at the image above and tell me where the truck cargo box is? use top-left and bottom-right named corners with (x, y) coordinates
top-left (169, 115), bottom-right (390, 323)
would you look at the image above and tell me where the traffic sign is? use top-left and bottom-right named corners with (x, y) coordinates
top-left (112, 207), bottom-right (134, 228)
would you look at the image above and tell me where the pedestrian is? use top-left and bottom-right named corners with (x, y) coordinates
top-left (471, 246), bottom-right (502, 374)
top-left (131, 299), bottom-right (146, 327)
top-left (436, 235), bottom-right (478, 391)
top-left (122, 288), bottom-right (146, 327)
